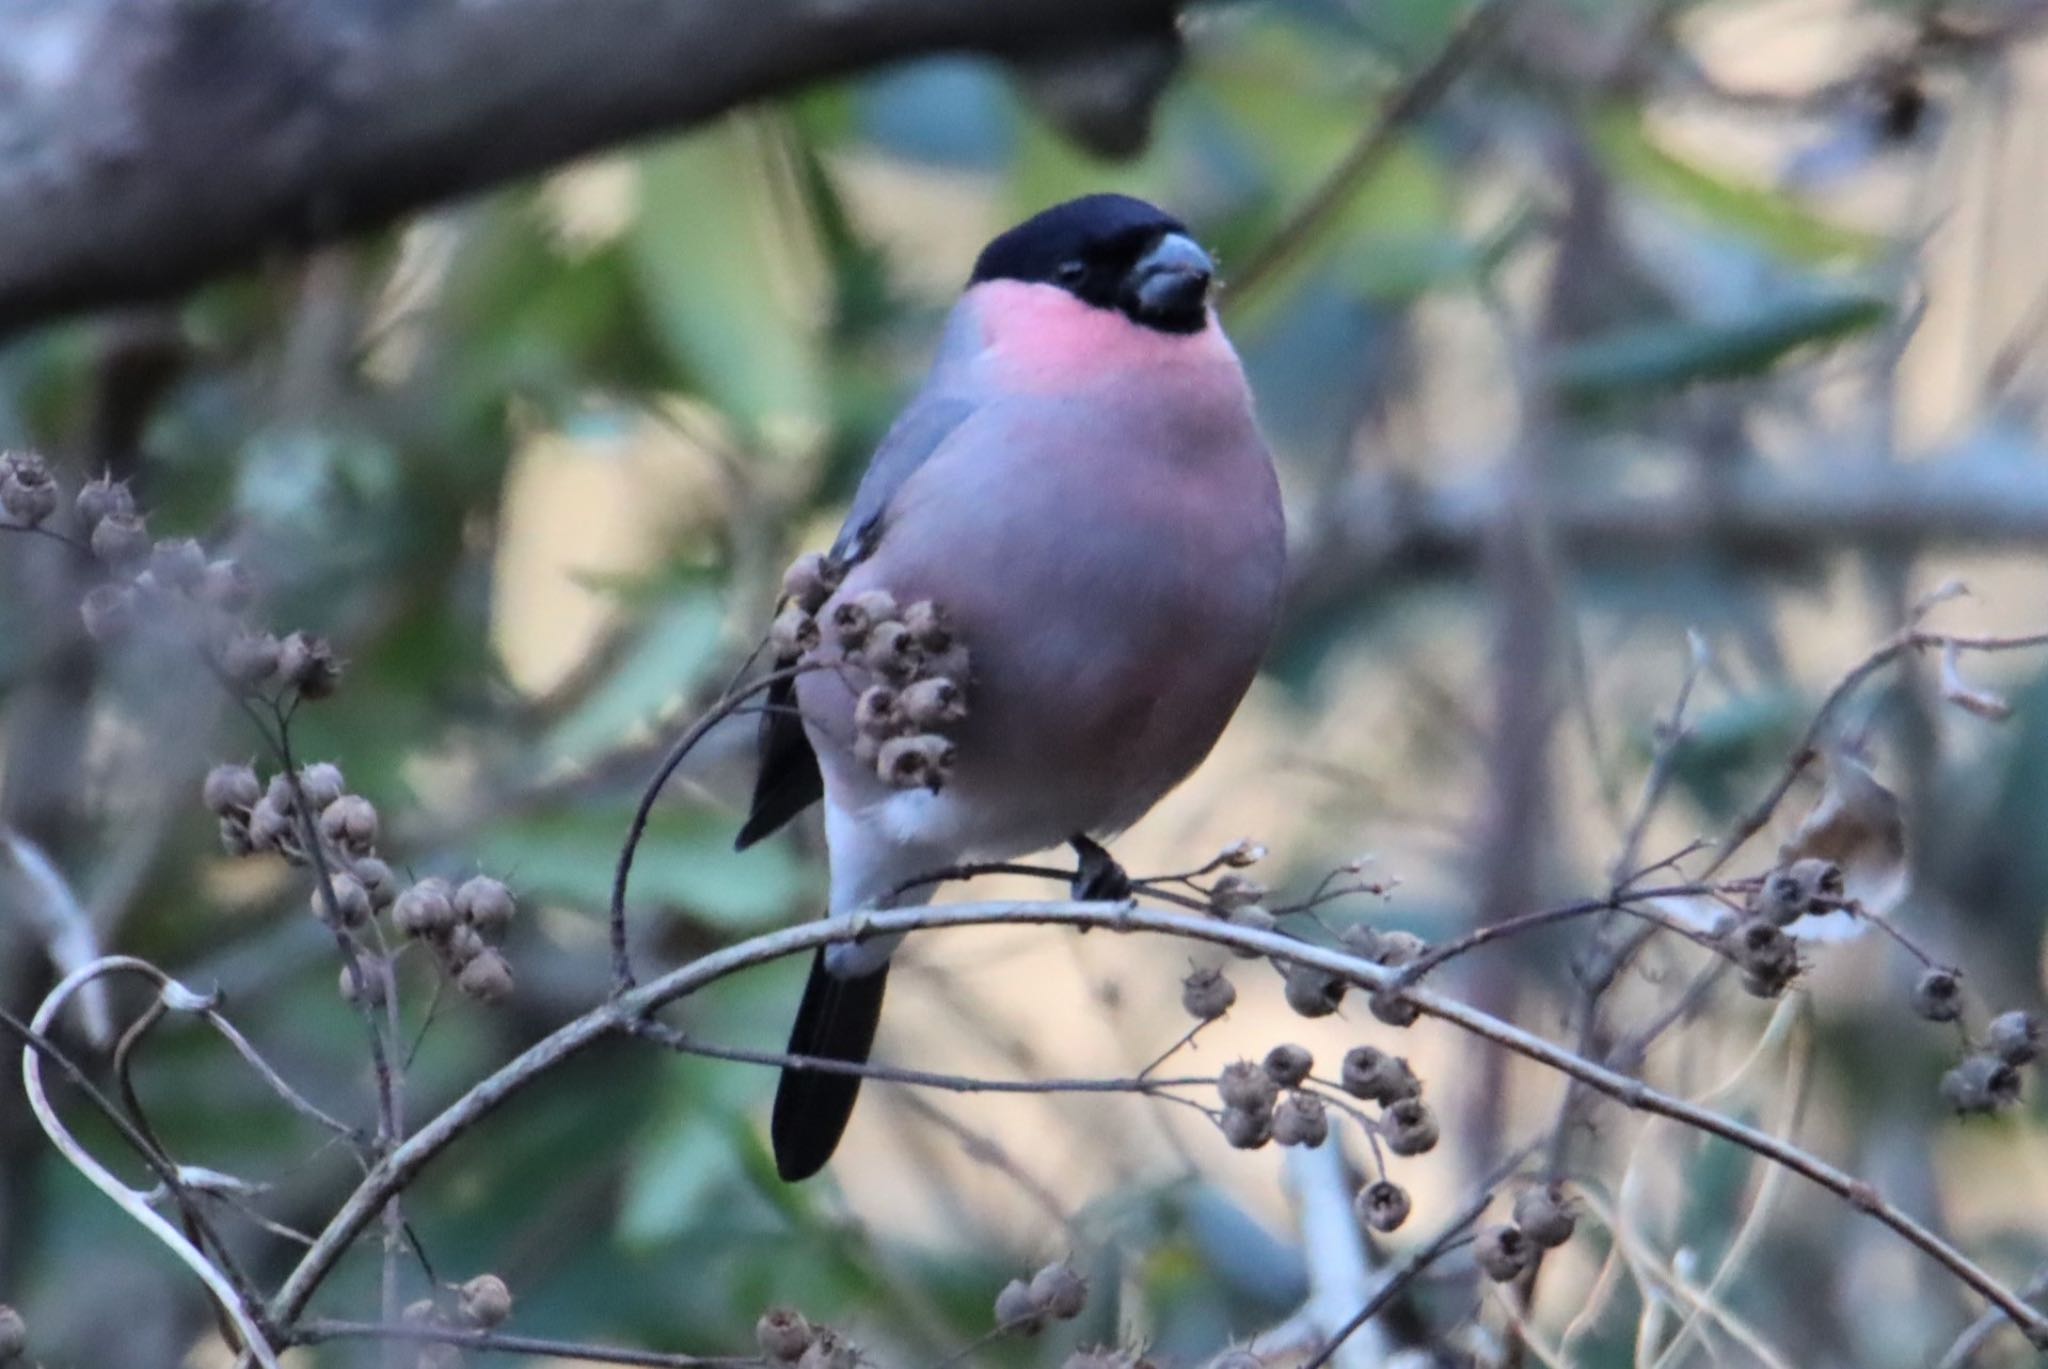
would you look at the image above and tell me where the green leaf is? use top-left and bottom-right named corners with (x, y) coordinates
top-left (477, 802), bottom-right (817, 930)
top-left (1590, 106), bottom-right (1881, 264)
top-left (631, 120), bottom-right (827, 440)
top-left (1550, 290), bottom-right (1888, 401)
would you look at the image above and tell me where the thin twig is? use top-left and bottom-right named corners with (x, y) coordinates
top-left (1300, 1186), bottom-right (1495, 1369)
top-left (294, 1319), bottom-right (757, 1367)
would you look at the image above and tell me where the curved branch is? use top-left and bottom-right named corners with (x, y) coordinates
top-left (266, 901), bottom-right (2048, 1346)
top-left (0, 0), bottom-right (1186, 335)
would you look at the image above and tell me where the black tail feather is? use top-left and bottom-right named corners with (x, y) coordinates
top-left (771, 952), bottom-right (889, 1182)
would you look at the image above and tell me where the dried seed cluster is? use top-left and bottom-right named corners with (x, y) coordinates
top-left (993, 1260), bottom-right (1089, 1337)
top-left (1472, 1183), bottom-right (1579, 1283)
top-left (1937, 994), bottom-right (2041, 1116)
top-left (203, 760), bottom-right (518, 1004)
top-left (754, 1306), bottom-right (861, 1368)
top-left (396, 1276), bottom-right (515, 1368)
top-left (775, 552), bottom-right (970, 793)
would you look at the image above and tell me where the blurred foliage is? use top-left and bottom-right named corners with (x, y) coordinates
top-left (3, 0), bottom-right (2047, 1364)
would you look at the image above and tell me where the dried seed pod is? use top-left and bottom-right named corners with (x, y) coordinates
top-left (1912, 968), bottom-right (1964, 1023)
top-left (1381, 1098), bottom-right (1439, 1156)
top-left (340, 959), bottom-right (387, 1007)
top-left (1, 454), bottom-right (57, 526)
top-left (1356, 1180), bottom-right (1411, 1233)
top-left (1941, 1053), bottom-right (2023, 1114)
top-left (455, 876), bottom-right (516, 931)
top-left (1512, 1183), bottom-right (1577, 1248)
top-left (246, 795), bottom-right (292, 852)
top-left (0, 1303), bottom-right (27, 1360)
top-left (200, 559), bottom-right (254, 611)
top-left (353, 856), bottom-right (398, 910)
top-left (313, 872), bottom-right (373, 927)
top-left (1227, 904), bottom-right (1275, 937)
top-left (756, 1307), bottom-right (814, 1363)
top-left (1474, 1223), bottom-right (1537, 1282)
top-left (876, 734), bottom-right (954, 790)
top-left (80, 583), bottom-right (139, 641)
top-left (898, 676), bottom-right (966, 727)
top-left (320, 795), bottom-right (380, 855)
top-left (1180, 966), bottom-right (1236, 1020)
top-left (1340, 1046), bottom-right (1419, 1104)
top-left (1987, 1010), bottom-right (2042, 1066)
top-left (1282, 962), bottom-right (1345, 1018)
top-left (458, 1274), bottom-right (513, 1328)
top-left (444, 923), bottom-right (486, 967)
top-left (90, 511), bottom-right (150, 568)
top-left (394, 878), bottom-right (458, 937)
top-left (1220, 1106), bottom-right (1273, 1150)
top-left (1218, 840), bottom-right (1266, 868)
top-left (1209, 873), bottom-right (1266, 911)
top-left (768, 607), bottom-right (821, 661)
top-left (1368, 988), bottom-right (1419, 1028)
top-left (1723, 918), bottom-right (1799, 998)
top-left (74, 475), bottom-right (133, 530)
top-left (217, 631), bottom-right (282, 687)
top-left (297, 763), bottom-right (346, 811)
top-left (829, 592), bottom-right (884, 648)
top-left (1271, 1092), bottom-right (1329, 1147)
top-left (202, 762), bottom-right (261, 816)
top-left (149, 538), bottom-right (207, 592)
top-left (1262, 1044), bottom-right (1312, 1087)
top-left (901, 599), bottom-right (952, 652)
top-left (854, 685), bottom-right (902, 738)
top-left (457, 948), bottom-right (515, 1003)
top-left (1029, 1261), bottom-right (1087, 1320)
top-left (994, 1277), bottom-right (1043, 1335)
top-left (278, 632), bottom-right (342, 699)
top-left (861, 619), bottom-right (920, 680)
top-left (1752, 868), bottom-right (1809, 926)
top-left (1218, 1060), bottom-right (1279, 1112)
top-left (782, 552), bottom-right (842, 614)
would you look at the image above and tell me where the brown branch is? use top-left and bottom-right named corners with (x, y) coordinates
top-left (0, 0), bottom-right (1189, 335)
top-left (294, 1319), bottom-right (756, 1368)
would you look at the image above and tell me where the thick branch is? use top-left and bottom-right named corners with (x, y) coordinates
top-left (0, 0), bottom-right (1184, 334)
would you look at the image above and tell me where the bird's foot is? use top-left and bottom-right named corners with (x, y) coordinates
top-left (1070, 835), bottom-right (1132, 903)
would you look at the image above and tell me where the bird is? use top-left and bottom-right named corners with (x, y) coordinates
top-left (736, 193), bottom-right (1287, 1182)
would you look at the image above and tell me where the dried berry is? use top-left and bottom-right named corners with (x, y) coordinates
top-left (1368, 988), bottom-right (1420, 1028)
top-left (298, 763), bottom-right (346, 811)
top-left (876, 734), bottom-right (953, 790)
top-left (90, 510), bottom-right (149, 567)
top-left (994, 1277), bottom-right (1043, 1335)
top-left (247, 795), bottom-right (293, 853)
top-left (1282, 962), bottom-right (1345, 1018)
top-left (149, 537), bottom-right (207, 591)
top-left (1227, 904), bottom-right (1276, 939)
top-left (1941, 1053), bottom-right (2022, 1114)
top-left (80, 583), bottom-right (139, 642)
top-left (1343, 925), bottom-right (1427, 967)
top-left (1029, 1261), bottom-right (1087, 1320)
top-left (768, 607), bottom-right (820, 661)
top-left (781, 552), bottom-right (841, 614)
top-left (218, 631), bottom-right (282, 687)
top-left (319, 795), bottom-right (379, 855)
top-left (1340, 1047), bottom-right (1419, 1104)
top-left (901, 600), bottom-right (952, 652)
top-left (756, 1307), bottom-right (814, 1363)
top-left (830, 591), bottom-right (890, 648)
top-left (1512, 1183), bottom-right (1577, 1248)
top-left (1271, 1092), bottom-right (1329, 1147)
top-left (0, 1304), bottom-right (27, 1359)
top-left (1220, 1106), bottom-right (1273, 1150)
top-left (1474, 1223), bottom-right (1537, 1282)
top-left (1, 454), bottom-right (57, 526)
top-left (861, 619), bottom-right (920, 680)
top-left (1356, 1180), bottom-right (1411, 1233)
top-left (1218, 1060), bottom-right (1279, 1112)
top-left (394, 878), bottom-right (458, 937)
top-left (1180, 966), bottom-right (1236, 1020)
top-left (353, 857), bottom-right (397, 910)
top-left (458, 1274), bottom-right (512, 1328)
top-left (1218, 839), bottom-right (1266, 868)
top-left (455, 876), bottom-right (515, 931)
top-left (202, 762), bottom-right (261, 816)
top-left (1262, 1044), bottom-right (1312, 1087)
top-left (899, 676), bottom-right (966, 727)
top-left (457, 948), bottom-right (514, 1003)
top-left (278, 632), bottom-right (341, 698)
top-left (444, 923), bottom-right (486, 967)
top-left (854, 685), bottom-right (901, 738)
top-left (200, 559), bottom-right (254, 611)
top-left (1912, 968), bottom-right (1964, 1023)
top-left (1723, 918), bottom-right (1799, 998)
top-left (312, 872), bottom-right (373, 927)
top-left (1209, 873), bottom-right (1266, 911)
top-left (1381, 1098), bottom-right (1439, 1156)
top-left (1987, 1010), bottom-right (2042, 1066)
top-left (74, 475), bottom-right (133, 530)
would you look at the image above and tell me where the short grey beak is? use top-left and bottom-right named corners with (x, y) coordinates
top-left (1127, 232), bottom-right (1214, 325)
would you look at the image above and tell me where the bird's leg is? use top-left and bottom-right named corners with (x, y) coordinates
top-left (1069, 834), bottom-right (1132, 902)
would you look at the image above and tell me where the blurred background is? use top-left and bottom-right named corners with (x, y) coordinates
top-left (3, 0), bottom-right (2048, 1363)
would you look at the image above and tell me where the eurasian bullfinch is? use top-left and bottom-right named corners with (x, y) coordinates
top-left (736, 193), bottom-right (1286, 1181)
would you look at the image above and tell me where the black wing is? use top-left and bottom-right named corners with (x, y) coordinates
top-left (733, 395), bottom-right (976, 851)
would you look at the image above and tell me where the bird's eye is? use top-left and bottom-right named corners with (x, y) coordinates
top-left (1052, 260), bottom-right (1088, 285)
